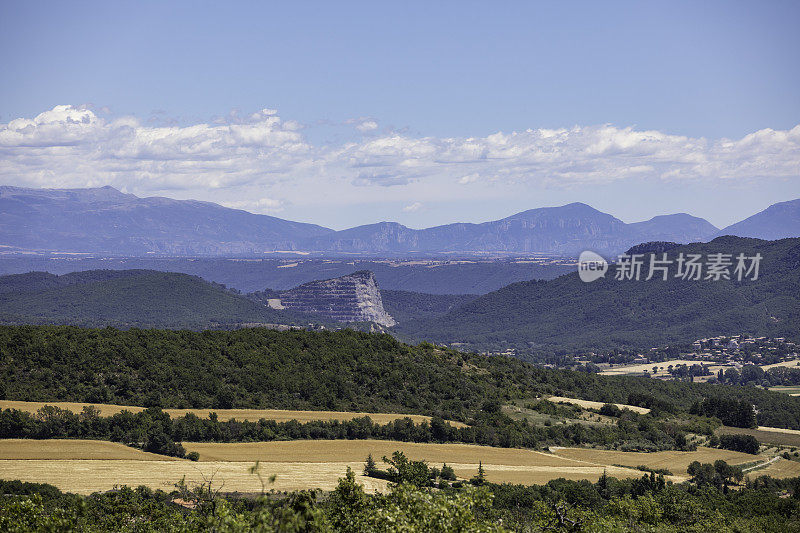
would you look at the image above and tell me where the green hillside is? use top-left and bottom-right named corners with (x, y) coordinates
top-left (397, 236), bottom-right (800, 350)
top-left (3, 325), bottom-right (800, 429)
top-left (0, 270), bottom-right (307, 329)
top-left (380, 289), bottom-right (478, 323)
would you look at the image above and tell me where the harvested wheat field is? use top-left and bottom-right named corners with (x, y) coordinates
top-left (0, 438), bottom-right (648, 494)
top-left (760, 359), bottom-right (800, 371)
top-left (599, 360), bottom-right (726, 379)
top-left (716, 426), bottom-right (800, 447)
top-left (183, 439), bottom-right (581, 466)
top-left (0, 459), bottom-right (388, 495)
top-left (0, 400), bottom-right (464, 426)
top-left (551, 446), bottom-right (759, 475)
top-left (0, 439), bottom-right (179, 461)
top-left (546, 396), bottom-right (650, 415)
top-left (183, 440), bottom-right (650, 486)
top-left (749, 458), bottom-right (800, 479)
top-left (446, 463), bottom-right (643, 485)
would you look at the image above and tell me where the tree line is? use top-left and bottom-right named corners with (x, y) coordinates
top-left (0, 404), bottom-right (704, 456)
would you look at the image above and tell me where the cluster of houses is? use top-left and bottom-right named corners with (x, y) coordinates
top-left (688, 335), bottom-right (798, 366)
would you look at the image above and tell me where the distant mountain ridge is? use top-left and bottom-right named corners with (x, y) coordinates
top-left (0, 185), bottom-right (333, 255)
top-left (2, 185), bottom-right (798, 256)
top-left (717, 199), bottom-right (800, 240)
top-left (304, 203), bottom-right (720, 255)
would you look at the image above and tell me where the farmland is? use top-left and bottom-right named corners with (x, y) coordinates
top-left (0, 400), bottom-right (465, 426)
top-left (599, 357), bottom-right (800, 382)
top-left (0, 439), bottom-right (177, 461)
top-left (545, 396), bottom-right (651, 414)
top-left (761, 359), bottom-right (800, 371)
top-left (0, 459), bottom-right (389, 495)
top-left (751, 457), bottom-right (800, 479)
top-left (768, 385), bottom-right (800, 396)
top-left (183, 439), bottom-right (646, 486)
top-left (598, 359), bottom-right (727, 380)
top-left (716, 425), bottom-right (800, 446)
top-left (0, 438), bottom-right (646, 493)
top-left (550, 446), bottom-right (758, 475)
top-left (2, 437), bottom-right (792, 495)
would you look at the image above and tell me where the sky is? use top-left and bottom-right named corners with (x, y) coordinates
top-left (1, 1), bottom-right (799, 229)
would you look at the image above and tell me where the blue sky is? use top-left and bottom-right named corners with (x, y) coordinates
top-left (1, 1), bottom-right (799, 229)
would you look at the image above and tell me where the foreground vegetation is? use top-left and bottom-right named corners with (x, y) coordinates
top-left (2, 465), bottom-right (800, 532)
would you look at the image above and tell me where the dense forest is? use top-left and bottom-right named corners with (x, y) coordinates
top-left (3, 325), bottom-right (800, 430)
top-left (379, 290), bottom-right (478, 324)
top-left (397, 236), bottom-right (800, 351)
top-left (0, 270), bottom-right (318, 329)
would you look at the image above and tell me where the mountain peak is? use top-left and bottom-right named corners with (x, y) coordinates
top-left (717, 198), bottom-right (800, 240)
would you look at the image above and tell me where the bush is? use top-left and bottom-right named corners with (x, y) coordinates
top-left (440, 463), bottom-right (456, 481)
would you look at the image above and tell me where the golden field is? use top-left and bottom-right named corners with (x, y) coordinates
top-left (1, 438), bottom-right (789, 495)
top-left (550, 446), bottom-right (758, 475)
top-left (599, 359), bottom-right (727, 380)
top-left (0, 439), bottom-right (177, 461)
top-left (0, 400), bottom-right (465, 426)
top-left (183, 440), bottom-right (651, 486)
top-left (752, 458), bottom-right (800, 479)
top-left (716, 426), bottom-right (800, 447)
top-left (183, 439), bottom-right (577, 466)
top-left (0, 459), bottom-right (388, 495)
top-left (761, 359), bottom-right (800, 371)
top-left (546, 396), bottom-right (650, 414)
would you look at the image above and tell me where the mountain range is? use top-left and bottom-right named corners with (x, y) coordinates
top-left (1, 185), bottom-right (799, 256)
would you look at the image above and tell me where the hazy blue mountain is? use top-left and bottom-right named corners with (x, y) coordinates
top-left (5, 186), bottom-right (796, 257)
top-left (717, 199), bottom-right (800, 240)
top-left (308, 202), bottom-right (718, 256)
top-left (629, 213), bottom-right (718, 243)
top-left (0, 185), bottom-right (333, 255)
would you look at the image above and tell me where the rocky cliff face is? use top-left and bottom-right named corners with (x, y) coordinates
top-left (277, 270), bottom-right (395, 326)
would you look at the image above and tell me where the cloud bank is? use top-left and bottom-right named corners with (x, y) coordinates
top-left (1, 105), bottom-right (798, 217)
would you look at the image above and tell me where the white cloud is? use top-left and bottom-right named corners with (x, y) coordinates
top-left (346, 117), bottom-right (380, 133)
top-left (1, 105), bottom-right (798, 216)
top-left (402, 202), bottom-right (423, 212)
top-left (356, 120), bottom-right (379, 132)
top-left (223, 197), bottom-right (285, 213)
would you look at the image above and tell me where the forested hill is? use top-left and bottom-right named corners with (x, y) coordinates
top-left (0, 270), bottom-right (310, 329)
top-left (3, 325), bottom-right (800, 428)
top-left (380, 290), bottom-right (479, 323)
top-left (396, 236), bottom-right (800, 350)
